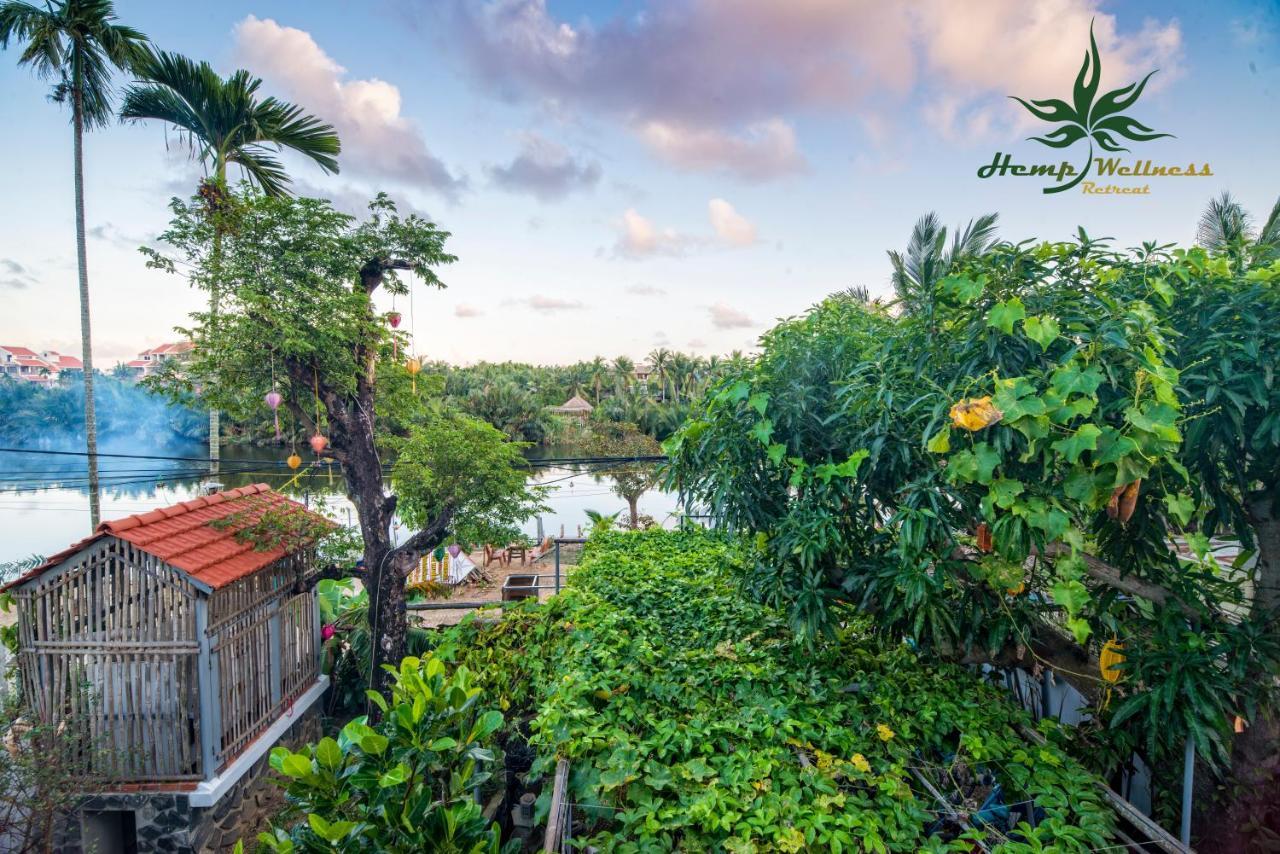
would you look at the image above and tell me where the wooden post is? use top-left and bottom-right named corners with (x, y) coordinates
top-left (543, 758), bottom-right (570, 852)
top-left (268, 600), bottom-right (282, 707)
top-left (195, 598), bottom-right (216, 780)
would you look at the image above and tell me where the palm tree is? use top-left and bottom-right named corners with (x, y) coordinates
top-left (888, 212), bottom-right (999, 316)
top-left (1, 0), bottom-right (148, 529)
top-left (587, 356), bottom-right (609, 404)
top-left (647, 348), bottom-right (672, 401)
top-left (1196, 191), bottom-right (1280, 272)
top-left (120, 49), bottom-right (341, 468)
top-left (612, 355), bottom-right (635, 394)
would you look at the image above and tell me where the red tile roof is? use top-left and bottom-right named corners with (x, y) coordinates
top-left (6, 485), bottom-right (332, 592)
top-left (0, 345), bottom-right (40, 358)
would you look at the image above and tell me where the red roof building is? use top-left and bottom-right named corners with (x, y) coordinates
top-left (126, 340), bottom-right (195, 379)
top-left (1, 344), bottom-right (57, 383)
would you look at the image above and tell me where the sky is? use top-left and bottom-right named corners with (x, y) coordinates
top-left (1, 0), bottom-right (1278, 367)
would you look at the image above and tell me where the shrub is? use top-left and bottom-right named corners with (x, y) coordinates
top-left (259, 655), bottom-right (512, 853)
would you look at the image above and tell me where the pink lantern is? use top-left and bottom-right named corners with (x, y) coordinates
top-left (387, 311), bottom-right (402, 329)
top-left (321, 624), bottom-right (336, 642)
top-left (265, 390), bottom-right (283, 439)
top-left (309, 434), bottom-right (329, 454)
top-left (447, 544), bottom-right (461, 558)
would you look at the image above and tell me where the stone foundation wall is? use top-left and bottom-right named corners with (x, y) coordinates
top-left (53, 702), bottom-right (323, 853)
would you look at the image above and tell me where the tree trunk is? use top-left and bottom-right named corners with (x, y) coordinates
top-left (72, 87), bottom-right (101, 530)
top-left (628, 495), bottom-right (640, 529)
top-left (1247, 494), bottom-right (1280, 616)
top-left (207, 169), bottom-right (226, 477)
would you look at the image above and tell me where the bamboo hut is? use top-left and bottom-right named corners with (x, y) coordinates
top-left (549, 394), bottom-right (594, 417)
top-left (3, 484), bottom-right (331, 850)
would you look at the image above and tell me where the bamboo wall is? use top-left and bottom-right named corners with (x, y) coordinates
top-left (13, 539), bottom-right (203, 781)
top-left (13, 540), bottom-right (320, 784)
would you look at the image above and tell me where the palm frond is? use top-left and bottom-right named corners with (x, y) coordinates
top-left (949, 212), bottom-right (1000, 264)
top-left (230, 146), bottom-right (290, 197)
top-left (1255, 195), bottom-right (1280, 260)
top-left (1196, 192), bottom-right (1254, 251)
top-left (123, 47), bottom-right (341, 192)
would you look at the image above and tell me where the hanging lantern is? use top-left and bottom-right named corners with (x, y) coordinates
top-left (406, 356), bottom-right (422, 392)
top-left (447, 544), bottom-right (461, 558)
top-left (309, 434), bottom-right (329, 454)
top-left (387, 311), bottom-right (402, 329)
top-left (1099, 638), bottom-right (1125, 683)
top-left (286, 453), bottom-right (302, 470)
top-left (264, 390), bottom-right (283, 440)
top-left (1234, 715), bottom-right (1246, 734)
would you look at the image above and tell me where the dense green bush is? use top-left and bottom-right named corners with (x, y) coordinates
top-left (441, 530), bottom-right (1117, 851)
top-left (259, 655), bottom-right (512, 853)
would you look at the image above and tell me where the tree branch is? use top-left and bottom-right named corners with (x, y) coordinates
top-left (294, 562), bottom-right (363, 594)
top-left (396, 504), bottom-right (458, 576)
top-left (1040, 544), bottom-right (1204, 621)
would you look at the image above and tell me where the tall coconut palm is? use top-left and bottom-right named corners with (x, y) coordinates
top-left (587, 356), bottom-right (609, 404)
top-left (1, 0), bottom-right (148, 529)
top-left (647, 348), bottom-right (672, 401)
top-left (120, 48), bottom-right (341, 468)
top-left (888, 212), bottom-right (999, 317)
top-left (612, 355), bottom-right (635, 394)
top-left (1196, 191), bottom-right (1280, 272)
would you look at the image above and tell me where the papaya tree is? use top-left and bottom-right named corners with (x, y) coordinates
top-left (664, 234), bottom-right (1280, 827)
top-left (143, 188), bottom-right (543, 699)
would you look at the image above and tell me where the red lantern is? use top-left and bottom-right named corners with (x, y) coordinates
top-left (387, 311), bottom-right (402, 329)
top-left (309, 434), bottom-right (329, 453)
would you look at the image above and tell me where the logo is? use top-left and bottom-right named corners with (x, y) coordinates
top-left (977, 22), bottom-right (1211, 195)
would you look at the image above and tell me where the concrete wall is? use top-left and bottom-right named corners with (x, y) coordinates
top-left (53, 703), bottom-right (323, 853)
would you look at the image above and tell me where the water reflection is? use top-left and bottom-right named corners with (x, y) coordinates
top-left (0, 442), bottom-right (681, 561)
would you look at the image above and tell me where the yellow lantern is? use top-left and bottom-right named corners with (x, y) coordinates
top-left (286, 453), bottom-right (302, 470)
top-left (406, 356), bottom-right (422, 392)
top-left (1099, 638), bottom-right (1125, 683)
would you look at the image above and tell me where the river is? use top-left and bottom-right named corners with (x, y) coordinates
top-left (0, 441), bottom-right (682, 564)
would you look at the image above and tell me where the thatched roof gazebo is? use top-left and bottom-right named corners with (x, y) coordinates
top-left (549, 394), bottom-right (594, 417)
top-left (3, 484), bottom-right (332, 851)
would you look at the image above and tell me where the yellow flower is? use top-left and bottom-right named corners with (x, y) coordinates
top-left (876, 724), bottom-right (896, 742)
top-left (850, 753), bottom-right (871, 773)
top-left (949, 396), bottom-right (1003, 431)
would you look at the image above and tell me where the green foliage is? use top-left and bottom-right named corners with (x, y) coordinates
top-left (260, 654), bottom-right (510, 853)
top-left (317, 579), bottom-right (435, 719)
top-left (665, 236), bottom-right (1280, 784)
top-left (390, 409), bottom-right (548, 549)
top-left (445, 531), bottom-right (1117, 850)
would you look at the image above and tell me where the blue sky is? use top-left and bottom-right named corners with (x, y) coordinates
top-left (1, 0), bottom-right (1277, 366)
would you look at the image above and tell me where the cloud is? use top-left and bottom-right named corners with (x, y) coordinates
top-left (488, 132), bottom-right (601, 201)
top-left (687, 338), bottom-right (706, 348)
top-left (625, 283), bottom-right (667, 296)
top-left (454, 303), bottom-right (484, 317)
top-left (438, 0), bottom-right (1181, 163)
top-left (914, 3), bottom-right (1183, 140)
top-left (708, 199), bottom-right (757, 246)
top-left (523, 294), bottom-right (585, 312)
top-left (615, 200), bottom-right (758, 258)
top-left (709, 302), bottom-right (754, 329)
top-left (640, 119), bottom-right (804, 180)
top-left (88, 222), bottom-right (163, 252)
top-left (614, 209), bottom-right (693, 258)
top-left (1, 258), bottom-right (35, 290)
top-left (234, 15), bottom-right (466, 201)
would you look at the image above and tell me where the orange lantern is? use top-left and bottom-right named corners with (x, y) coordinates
top-left (286, 453), bottom-right (302, 470)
